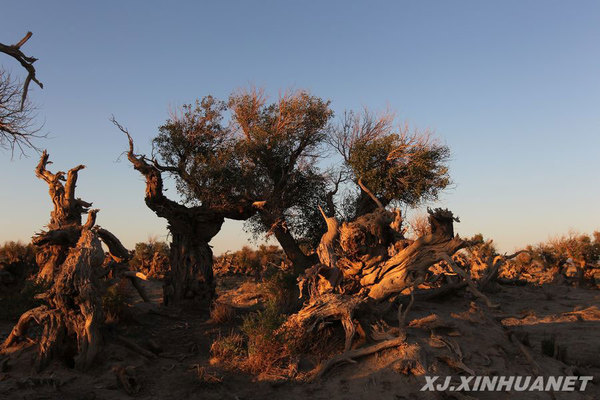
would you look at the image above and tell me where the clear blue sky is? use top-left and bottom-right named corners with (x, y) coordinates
top-left (1, 0), bottom-right (599, 254)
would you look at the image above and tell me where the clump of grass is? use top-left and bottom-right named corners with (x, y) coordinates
top-left (210, 302), bottom-right (235, 324)
top-left (0, 278), bottom-right (50, 320)
top-left (210, 332), bottom-right (245, 363)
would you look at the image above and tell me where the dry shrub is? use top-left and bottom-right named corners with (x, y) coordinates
top-left (407, 213), bottom-right (431, 239)
top-left (130, 239), bottom-right (170, 279)
top-left (0, 241), bottom-right (38, 284)
top-left (194, 366), bottom-right (222, 385)
top-left (214, 245), bottom-right (287, 277)
top-left (210, 302), bottom-right (235, 324)
top-left (502, 230), bottom-right (600, 286)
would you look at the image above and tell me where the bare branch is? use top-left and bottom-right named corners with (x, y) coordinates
top-left (0, 31), bottom-right (43, 110)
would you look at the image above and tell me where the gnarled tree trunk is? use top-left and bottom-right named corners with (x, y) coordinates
top-left (2, 218), bottom-right (105, 371)
top-left (289, 207), bottom-right (469, 352)
top-left (33, 151), bottom-right (92, 281)
top-left (260, 212), bottom-right (318, 273)
top-left (1, 151), bottom-right (138, 371)
top-left (117, 121), bottom-right (255, 307)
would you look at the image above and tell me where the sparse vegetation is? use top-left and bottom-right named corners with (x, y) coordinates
top-left (214, 245), bottom-right (287, 277)
top-left (1, 7), bottom-right (599, 400)
top-left (502, 231), bottom-right (600, 285)
top-left (240, 300), bottom-right (288, 374)
top-left (210, 332), bottom-right (245, 364)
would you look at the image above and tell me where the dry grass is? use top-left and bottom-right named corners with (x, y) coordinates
top-left (210, 302), bottom-right (235, 324)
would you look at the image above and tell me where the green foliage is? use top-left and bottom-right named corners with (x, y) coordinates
top-left (152, 89), bottom-right (334, 250)
top-left (330, 109), bottom-right (451, 216)
top-left (260, 270), bottom-right (299, 314)
top-left (349, 133), bottom-right (450, 207)
top-left (230, 89), bottom-right (334, 244)
top-left (153, 96), bottom-right (255, 209)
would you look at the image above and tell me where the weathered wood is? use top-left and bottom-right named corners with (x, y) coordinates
top-left (316, 205), bottom-right (340, 268)
top-left (367, 234), bottom-right (465, 301)
top-left (282, 294), bottom-right (366, 352)
top-left (2, 153), bottom-right (139, 371)
top-left (2, 229), bottom-right (105, 371)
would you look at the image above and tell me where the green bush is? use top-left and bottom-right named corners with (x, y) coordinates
top-left (241, 300), bottom-right (285, 350)
top-left (239, 300), bottom-right (287, 373)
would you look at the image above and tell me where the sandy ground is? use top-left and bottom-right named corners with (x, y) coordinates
top-left (0, 277), bottom-right (598, 400)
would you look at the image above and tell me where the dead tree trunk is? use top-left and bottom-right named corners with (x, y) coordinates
top-left (0, 151), bottom-right (139, 371)
top-left (2, 219), bottom-right (105, 371)
top-left (288, 207), bottom-right (468, 352)
top-left (33, 150), bottom-right (92, 281)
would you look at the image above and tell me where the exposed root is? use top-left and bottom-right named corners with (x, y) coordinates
top-left (308, 335), bottom-right (405, 381)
